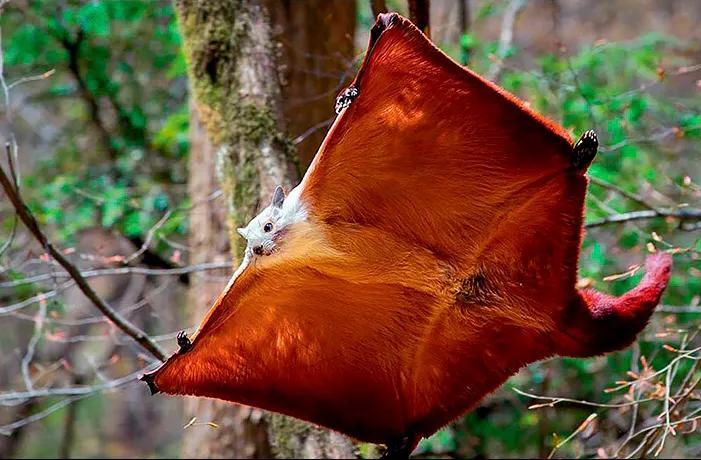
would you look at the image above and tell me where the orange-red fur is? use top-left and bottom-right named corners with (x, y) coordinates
top-left (145, 14), bottom-right (672, 446)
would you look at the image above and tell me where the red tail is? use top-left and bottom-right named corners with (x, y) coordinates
top-left (556, 252), bottom-right (673, 357)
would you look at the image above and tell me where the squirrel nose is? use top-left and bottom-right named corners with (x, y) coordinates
top-left (253, 246), bottom-right (263, 256)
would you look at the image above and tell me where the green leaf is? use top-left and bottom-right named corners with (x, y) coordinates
top-left (77, 3), bottom-right (111, 37)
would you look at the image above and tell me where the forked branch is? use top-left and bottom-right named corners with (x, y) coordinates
top-left (0, 151), bottom-right (167, 362)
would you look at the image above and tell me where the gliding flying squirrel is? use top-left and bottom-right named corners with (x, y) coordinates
top-left (143, 13), bottom-right (672, 459)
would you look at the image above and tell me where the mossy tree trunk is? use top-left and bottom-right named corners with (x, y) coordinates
top-left (175, 0), bottom-right (356, 457)
top-left (182, 104), bottom-right (271, 458)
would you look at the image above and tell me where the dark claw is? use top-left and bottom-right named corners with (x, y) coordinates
top-left (177, 331), bottom-right (192, 354)
top-left (338, 13), bottom-right (398, 116)
top-left (140, 372), bottom-right (160, 395)
top-left (572, 129), bottom-right (598, 170)
top-left (335, 86), bottom-right (359, 114)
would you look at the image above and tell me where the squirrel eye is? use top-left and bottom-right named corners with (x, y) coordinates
top-left (263, 222), bottom-right (273, 233)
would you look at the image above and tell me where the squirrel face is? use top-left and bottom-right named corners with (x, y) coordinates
top-left (237, 185), bottom-right (306, 258)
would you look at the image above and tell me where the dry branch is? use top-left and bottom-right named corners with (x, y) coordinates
top-left (585, 207), bottom-right (701, 229)
top-left (586, 176), bottom-right (701, 229)
top-left (0, 159), bottom-right (167, 362)
top-left (487, 0), bottom-right (527, 82)
top-left (0, 261), bottom-right (232, 289)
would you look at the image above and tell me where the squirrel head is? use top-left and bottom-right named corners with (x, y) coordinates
top-left (237, 186), bottom-right (298, 257)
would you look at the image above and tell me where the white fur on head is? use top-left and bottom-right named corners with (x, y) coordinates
top-left (237, 185), bottom-right (307, 257)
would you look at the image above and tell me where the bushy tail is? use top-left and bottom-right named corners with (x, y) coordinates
top-left (556, 252), bottom-right (673, 357)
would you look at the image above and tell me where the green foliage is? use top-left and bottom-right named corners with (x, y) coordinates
top-left (428, 19), bottom-right (701, 460)
top-left (1, 0), bottom-right (188, 247)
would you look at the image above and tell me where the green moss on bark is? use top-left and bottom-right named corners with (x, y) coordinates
top-left (175, 0), bottom-right (289, 259)
top-left (174, 1), bottom-right (355, 458)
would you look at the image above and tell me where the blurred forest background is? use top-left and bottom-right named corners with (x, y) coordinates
top-left (0, 0), bottom-right (700, 458)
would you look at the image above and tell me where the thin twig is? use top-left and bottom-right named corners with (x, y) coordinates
top-left (487, 0), bottom-right (527, 82)
top-left (548, 413), bottom-right (597, 459)
top-left (0, 397), bottom-right (86, 436)
top-left (0, 366), bottom-right (156, 404)
top-left (0, 282), bottom-right (71, 314)
top-left (8, 68), bottom-right (55, 90)
top-left (55, 27), bottom-right (120, 162)
top-left (0, 261), bottom-right (232, 288)
top-left (20, 293), bottom-right (47, 391)
top-left (0, 164), bottom-right (166, 362)
top-left (293, 117), bottom-right (334, 145)
top-left (585, 207), bottom-right (701, 228)
top-left (588, 176), bottom-right (658, 210)
top-left (122, 210), bottom-right (173, 265)
top-left (59, 392), bottom-right (79, 459)
top-left (513, 387), bottom-right (657, 409)
top-left (10, 279), bottom-right (172, 326)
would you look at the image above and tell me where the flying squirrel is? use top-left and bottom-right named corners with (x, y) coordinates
top-left (142, 13), bottom-right (672, 459)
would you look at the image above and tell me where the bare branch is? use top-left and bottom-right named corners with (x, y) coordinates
top-left (123, 210), bottom-right (174, 265)
top-left (0, 282), bottom-right (71, 314)
top-left (513, 387), bottom-right (656, 410)
top-left (657, 305), bottom-right (701, 314)
top-left (20, 294), bottom-right (47, 391)
top-left (0, 163), bottom-right (167, 362)
top-left (54, 28), bottom-right (120, 163)
top-left (10, 279), bottom-right (172, 326)
top-left (0, 397), bottom-right (85, 436)
top-left (585, 207), bottom-right (701, 229)
top-left (487, 0), bottom-right (527, 82)
top-left (8, 68), bottom-right (55, 90)
top-left (0, 261), bottom-right (232, 289)
top-left (588, 176), bottom-right (658, 210)
top-left (59, 389), bottom-right (79, 459)
top-left (292, 117), bottom-right (334, 145)
top-left (0, 367), bottom-right (154, 404)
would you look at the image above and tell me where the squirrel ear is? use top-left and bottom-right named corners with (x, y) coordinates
top-left (237, 227), bottom-right (247, 238)
top-left (271, 186), bottom-right (285, 209)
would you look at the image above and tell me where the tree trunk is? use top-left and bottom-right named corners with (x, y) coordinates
top-left (175, 0), bottom-right (356, 457)
top-left (408, 0), bottom-right (431, 38)
top-left (182, 103), bottom-right (271, 458)
top-left (264, 0), bottom-right (357, 169)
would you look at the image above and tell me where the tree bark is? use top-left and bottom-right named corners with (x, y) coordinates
top-left (370, 0), bottom-right (388, 18)
top-left (264, 0), bottom-right (357, 169)
top-left (182, 104), bottom-right (271, 458)
top-left (175, 0), bottom-right (356, 457)
top-left (458, 0), bottom-right (471, 65)
top-left (408, 0), bottom-right (431, 38)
